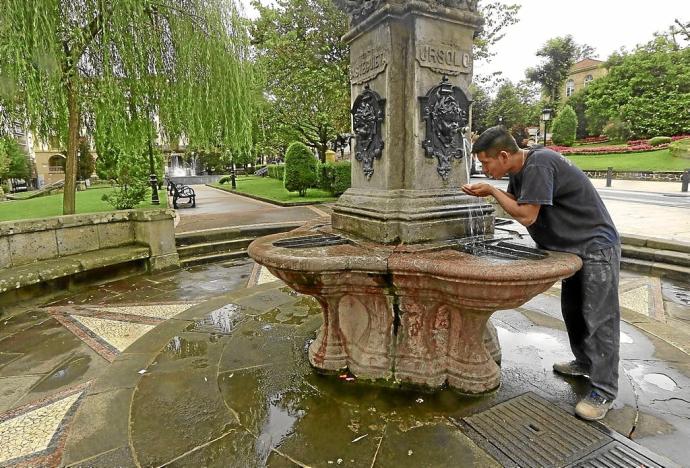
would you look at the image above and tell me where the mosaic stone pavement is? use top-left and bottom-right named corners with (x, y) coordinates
top-left (48, 303), bottom-right (196, 362)
top-left (0, 384), bottom-right (88, 467)
top-left (0, 259), bottom-right (684, 467)
top-left (0, 260), bottom-right (255, 467)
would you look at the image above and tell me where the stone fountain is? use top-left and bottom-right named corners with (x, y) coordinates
top-left (248, 0), bottom-right (581, 394)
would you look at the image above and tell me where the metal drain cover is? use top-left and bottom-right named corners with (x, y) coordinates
top-left (456, 392), bottom-right (679, 468)
top-left (569, 441), bottom-right (666, 468)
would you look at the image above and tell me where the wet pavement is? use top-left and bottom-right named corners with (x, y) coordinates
top-left (174, 185), bottom-right (329, 233)
top-left (1, 258), bottom-right (689, 467)
top-left (1, 183), bottom-right (689, 466)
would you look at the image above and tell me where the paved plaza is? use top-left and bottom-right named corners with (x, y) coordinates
top-left (0, 184), bottom-right (689, 467)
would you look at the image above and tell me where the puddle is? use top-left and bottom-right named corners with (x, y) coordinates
top-left (32, 355), bottom-right (91, 392)
top-left (620, 332), bottom-right (634, 344)
top-left (643, 373), bottom-right (677, 391)
top-left (627, 364), bottom-right (678, 392)
top-left (258, 297), bottom-right (322, 325)
top-left (187, 304), bottom-right (242, 334)
top-left (661, 280), bottom-right (690, 306)
top-left (496, 326), bottom-right (567, 357)
top-left (256, 397), bottom-right (299, 463)
top-left (161, 336), bottom-right (209, 361)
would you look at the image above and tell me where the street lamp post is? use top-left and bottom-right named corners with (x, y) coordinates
top-left (147, 138), bottom-right (160, 205)
top-left (541, 108), bottom-right (552, 146)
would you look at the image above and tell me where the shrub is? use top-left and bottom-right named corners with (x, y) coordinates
top-left (551, 105), bottom-right (578, 147)
top-left (648, 136), bottom-right (672, 147)
top-left (101, 182), bottom-right (148, 210)
top-left (284, 142), bottom-right (317, 197)
top-left (267, 164), bottom-right (284, 180)
top-left (603, 120), bottom-right (632, 143)
top-left (670, 138), bottom-right (690, 159)
top-left (218, 175), bottom-right (232, 184)
top-left (77, 140), bottom-right (95, 180)
top-left (318, 161), bottom-right (351, 195)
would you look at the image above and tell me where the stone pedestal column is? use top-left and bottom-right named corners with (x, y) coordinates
top-left (332, 0), bottom-right (494, 244)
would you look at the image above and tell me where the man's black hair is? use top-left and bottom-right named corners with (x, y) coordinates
top-left (472, 125), bottom-right (519, 156)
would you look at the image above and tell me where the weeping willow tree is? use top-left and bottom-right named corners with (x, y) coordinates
top-left (0, 0), bottom-right (253, 214)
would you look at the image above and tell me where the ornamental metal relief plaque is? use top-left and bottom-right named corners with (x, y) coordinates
top-left (420, 76), bottom-right (470, 181)
top-left (352, 85), bottom-right (385, 180)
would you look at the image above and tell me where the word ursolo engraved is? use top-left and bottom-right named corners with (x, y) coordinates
top-left (334, 0), bottom-right (478, 25)
top-left (421, 77), bottom-right (470, 181)
top-left (352, 85), bottom-right (385, 180)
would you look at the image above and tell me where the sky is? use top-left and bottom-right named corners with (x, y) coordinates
top-left (240, 0), bottom-right (687, 83)
top-left (476, 0), bottom-right (688, 83)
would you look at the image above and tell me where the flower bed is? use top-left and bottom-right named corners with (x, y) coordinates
top-left (548, 144), bottom-right (669, 155)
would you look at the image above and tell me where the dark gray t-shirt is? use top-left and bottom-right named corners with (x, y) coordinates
top-left (507, 146), bottom-right (619, 256)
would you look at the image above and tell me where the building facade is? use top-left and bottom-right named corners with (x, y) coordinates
top-left (563, 58), bottom-right (607, 98)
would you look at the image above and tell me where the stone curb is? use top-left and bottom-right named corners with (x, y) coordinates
top-left (621, 234), bottom-right (690, 254)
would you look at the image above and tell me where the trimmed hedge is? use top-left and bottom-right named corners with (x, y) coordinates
top-left (670, 138), bottom-right (690, 159)
top-left (218, 175), bottom-right (232, 184)
top-left (318, 161), bottom-right (351, 195)
top-left (649, 136), bottom-right (672, 147)
top-left (284, 142), bottom-right (317, 197)
top-left (267, 164), bottom-right (285, 180)
top-left (551, 105), bottom-right (577, 147)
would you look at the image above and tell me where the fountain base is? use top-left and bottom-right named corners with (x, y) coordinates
top-left (248, 220), bottom-right (581, 394)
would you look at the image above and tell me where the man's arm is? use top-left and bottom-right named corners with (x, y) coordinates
top-left (462, 183), bottom-right (540, 227)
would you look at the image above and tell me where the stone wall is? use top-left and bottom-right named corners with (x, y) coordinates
top-left (583, 170), bottom-right (688, 182)
top-left (0, 209), bottom-right (179, 272)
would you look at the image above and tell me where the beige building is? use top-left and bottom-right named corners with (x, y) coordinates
top-left (33, 137), bottom-right (67, 187)
top-left (563, 58), bottom-right (607, 98)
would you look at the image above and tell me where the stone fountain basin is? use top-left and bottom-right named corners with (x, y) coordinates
top-left (248, 221), bottom-right (582, 394)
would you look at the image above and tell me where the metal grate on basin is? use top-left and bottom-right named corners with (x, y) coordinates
top-left (456, 240), bottom-right (548, 260)
top-left (272, 233), bottom-right (351, 249)
top-left (459, 393), bottom-right (610, 467)
top-left (457, 392), bottom-right (680, 468)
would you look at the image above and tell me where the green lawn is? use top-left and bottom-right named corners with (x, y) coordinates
top-left (566, 149), bottom-right (690, 171)
top-left (212, 176), bottom-right (338, 203)
top-left (0, 187), bottom-right (168, 222)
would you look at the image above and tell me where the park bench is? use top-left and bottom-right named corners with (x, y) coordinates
top-left (9, 178), bottom-right (28, 193)
top-left (169, 181), bottom-right (196, 209)
top-left (255, 166), bottom-right (269, 177)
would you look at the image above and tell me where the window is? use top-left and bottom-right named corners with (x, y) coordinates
top-left (48, 154), bottom-right (65, 173)
top-left (584, 74), bottom-right (593, 87)
top-left (566, 79), bottom-right (575, 97)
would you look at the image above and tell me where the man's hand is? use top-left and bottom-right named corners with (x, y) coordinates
top-left (462, 183), bottom-right (495, 198)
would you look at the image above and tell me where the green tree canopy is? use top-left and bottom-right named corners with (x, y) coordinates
top-left (526, 35), bottom-right (596, 106)
top-left (250, 0), bottom-right (350, 162)
top-left (0, 0), bottom-right (253, 214)
top-left (0, 136), bottom-right (31, 180)
top-left (484, 81), bottom-right (540, 130)
top-left (585, 37), bottom-right (690, 138)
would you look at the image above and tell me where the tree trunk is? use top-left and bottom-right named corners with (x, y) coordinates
top-left (63, 83), bottom-right (80, 215)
